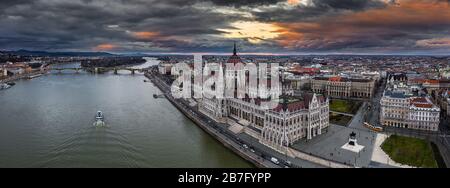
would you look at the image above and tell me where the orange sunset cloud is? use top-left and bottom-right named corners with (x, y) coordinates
top-left (132, 31), bottom-right (159, 39)
top-left (94, 44), bottom-right (117, 51)
top-left (273, 0), bottom-right (450, 49)
top-left (416, 38), bottom-right (450, 48)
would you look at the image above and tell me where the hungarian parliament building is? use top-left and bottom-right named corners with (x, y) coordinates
top-left (191, 45), bottom-right (330, 152)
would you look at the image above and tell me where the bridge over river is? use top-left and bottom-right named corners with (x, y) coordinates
top-left (46, 66), bottom-right (151, 74)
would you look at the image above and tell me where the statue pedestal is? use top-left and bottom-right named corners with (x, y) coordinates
top-left (341, 132), bottom-right (364, 153)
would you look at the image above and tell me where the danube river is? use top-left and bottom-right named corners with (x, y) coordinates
top-left (0, 58), bottom-right (252, 168)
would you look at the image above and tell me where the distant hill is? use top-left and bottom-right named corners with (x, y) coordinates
top-left (2, 50), bottom-right (117, 57)
top-left (117, 52), bottom-right (149, 57)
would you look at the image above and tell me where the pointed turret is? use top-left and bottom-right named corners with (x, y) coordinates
top-left (227, 42), bottom-right (242, 64)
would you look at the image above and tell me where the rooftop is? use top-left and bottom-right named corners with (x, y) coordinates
top-left (410, 97), bottom-right (436, 109)
top-left (384, 90), bottom-right (408, 98)
top-left (314, 76), bottom-right (372, 83)
top-left (272, 93), bottom-right (327, 112)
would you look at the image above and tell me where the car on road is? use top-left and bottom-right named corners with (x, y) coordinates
top-left (242, 144), bottom-right (249, 149)
top-left (286, 160), bottom-right (292, 166)
top-left (270, 157), bottom-right (280, 165)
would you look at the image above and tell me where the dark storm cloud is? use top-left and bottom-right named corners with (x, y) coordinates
top-left (253, 0), bottom-right (387, 22)
top-left (0, 0), bottom-right (242, 52)
top-left (207, 0), bottom-right (285, 7)
top-left (313, 0), bottom-right (385, 10)
top-left (272, 0), bottom-right (450, 53)
top-left (0, 0), bottom-right (449, 54)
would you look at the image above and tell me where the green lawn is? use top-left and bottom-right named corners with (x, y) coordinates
top-left (329, 113), bottom-right (352, 126)
top-left (381, 135), bottom-right (438, 168)
top-left (329, 99), bottom-right (362, 114)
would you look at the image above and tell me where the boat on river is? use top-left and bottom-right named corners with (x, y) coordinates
top-left (0, 82), bottom-right (14, 90)
top-left (93, 111), bottom-right (106, 126)
top-left (27, 74), bottom-right (43, 79)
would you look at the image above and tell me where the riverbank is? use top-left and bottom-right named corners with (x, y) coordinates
top-left (145, 72), bottom-right (277, 168)
top-left (0, 70), bottom-right (47, 83)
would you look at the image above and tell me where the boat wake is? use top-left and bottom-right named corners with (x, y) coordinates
top-left (93, 120), bottom-right (106, 127)
top-left (33, 111), bottom-right (149, 167)
top-left (34, 125), bottom-right (149, 168)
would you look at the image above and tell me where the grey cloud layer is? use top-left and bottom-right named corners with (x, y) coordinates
top-left (0, 0), bottom-right (449, 54)
top-left (0, 0), bottom-right (239, 51)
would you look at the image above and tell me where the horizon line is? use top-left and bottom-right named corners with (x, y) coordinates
top-left (2, 49), bottom-right (449, 57)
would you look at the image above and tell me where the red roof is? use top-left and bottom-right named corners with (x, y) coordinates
top-left (411, 97), bottom-right (428, 103)
top-left (329, 76), bottom-right (342, 82)
top-left (412, 103), bottom-right (433, 108)
top-left (410, 97), bottom-right (433, 108)
top-left (409, 78), bottom-right (425, 84)
top-left (424, 79), bottom-right (439, 84)
top-left (288, 65), bottom-right (319, 75)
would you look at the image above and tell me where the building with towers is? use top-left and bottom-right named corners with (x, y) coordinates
top-left (196, 44), bottom-right (330, 152)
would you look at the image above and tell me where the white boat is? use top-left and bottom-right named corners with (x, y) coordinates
top-left (93, 111), bottom-right (106, 126)
top-left (0, 83), bottom-right (11, 90)
top-left (27, 74), bottom-right (43, 79)
top-left (95, 111), bottom-right (104, 121)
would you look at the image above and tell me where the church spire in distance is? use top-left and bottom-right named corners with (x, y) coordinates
top-left (233, 42), bottom-right (237, 55)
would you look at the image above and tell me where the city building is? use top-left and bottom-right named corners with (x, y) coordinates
top-left (311, 76), bottom-right (375, 99)
top-left (196, 45), bottom-right (330, 152)
top-left (284, 74), bottom-right (311, 94)
top-left (439, 90), bottom-right (450, 116)
top-left (408, 78), bottom-right (450, 92)
top-left (158, 63), bottom-right (173, 75)
top-left (287, 64), bottom-right (320, 76)
top-left (448, 98), bottom-right (450, 117)
top-left (0, 66), bottom-right (7, 77)
top-left (387, 73), bottom-right (408, 83)
top-left (260, 94), bottom-right (329, 151)
top-left (380, 90), bottom-right (440, 131)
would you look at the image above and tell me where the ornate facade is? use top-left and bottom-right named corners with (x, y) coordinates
top-left (311, 76), bottom-right (375, 99)
top-left (197, 45), bottom-right (330, 151)
top-left (261, 94), bottom-right (329, 151)
top-left (380, 90), bottom-right (440, 131)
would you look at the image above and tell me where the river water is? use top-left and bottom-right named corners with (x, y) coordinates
top-left (0, 58), bottom-right (251, 168)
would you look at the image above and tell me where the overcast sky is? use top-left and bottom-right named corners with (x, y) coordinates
top-left (0, 0), bottom-right (449, 54)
